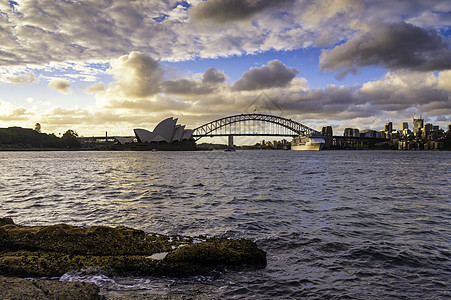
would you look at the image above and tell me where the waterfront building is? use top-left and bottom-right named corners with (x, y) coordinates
top-left (134, 117), bottom-right (194, 143)
top-left (361, 129), bottom-right (378, 138)
top-left (379, 130), bottom-right (387, 139)
top-left (344, 128), bottom-right (353, 137)
top-left (343, 128), bottom-right (359, 137)
top-left (321, 126), bottom-right (333, 136)
top-left (130, 117), bottom-right (196, 150)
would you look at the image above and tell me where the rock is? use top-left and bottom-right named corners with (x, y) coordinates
top-left (166, 238), bottom-right (267, 266)
top-left (0, 217), bottom-right (14, 226)
top-left (0, 222), bottom-right (266, 278)
top-left (0, 276), bottom-right (104, 300)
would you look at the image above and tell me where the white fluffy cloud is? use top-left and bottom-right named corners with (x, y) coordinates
top-left (0, 72), bottom-right (34, 85)
top-left (0, 100), bottom-right (30, 122)
top-left (107, 51), bottom-right (163, 98)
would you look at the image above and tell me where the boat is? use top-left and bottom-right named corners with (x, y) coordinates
top-left (291, 133), bottom-right (325, 151)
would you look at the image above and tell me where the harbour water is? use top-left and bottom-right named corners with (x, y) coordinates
top-left (0, 150), bottom-right (450, 299)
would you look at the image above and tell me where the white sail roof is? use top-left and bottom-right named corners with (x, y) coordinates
top-left (133, 117), bottom-right (194, 143)
top-left (172, 125), bottom-right (185, 142)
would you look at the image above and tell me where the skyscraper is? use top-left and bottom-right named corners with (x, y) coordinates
top-left (384, 122), bottom-right (393, 133)
top-left (413, 118), bottom-right (424, 137)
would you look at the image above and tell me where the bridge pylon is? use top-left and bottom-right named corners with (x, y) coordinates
top-left (228, 135), bottom-right (234, 148)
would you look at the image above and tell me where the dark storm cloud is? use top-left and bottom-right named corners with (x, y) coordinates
top-left (320, 21), bottom-right (451, 78)
top-left (191, 0), bottom-right (295, 23)
top-left (232, 60), bottom-right (298, 91)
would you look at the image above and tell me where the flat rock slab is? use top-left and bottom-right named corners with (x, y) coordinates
top-left (0, 276), bottom-right (104, 300)
top-left (0, 219), bottom-right (266, 278)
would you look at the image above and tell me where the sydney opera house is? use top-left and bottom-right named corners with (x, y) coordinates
top-left (78, 117), bottom-right (197, 150)
top-left (131, 117), bottom-right (196, 150)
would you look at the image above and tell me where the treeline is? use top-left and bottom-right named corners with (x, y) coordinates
top-left (0, 127), bottom-right (80, 149)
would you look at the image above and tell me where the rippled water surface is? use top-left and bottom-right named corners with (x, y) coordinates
top-left (1, 150), bottom-right (450, 299)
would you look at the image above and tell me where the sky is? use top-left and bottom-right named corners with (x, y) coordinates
top-left (0, 0), bottom-right (450, 139)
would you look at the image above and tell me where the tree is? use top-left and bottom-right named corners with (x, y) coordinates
top-left (34, 123), bottom-right (41, 133)
top-left (61, 129), bottom-right (81, 148)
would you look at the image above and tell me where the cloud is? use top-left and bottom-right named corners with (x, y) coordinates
top-left (48, 79), bottom-right (71, 94)
top-left (1, 0), bottom-right (449, 70)
top-left (407, 10), bottom-right (451, 28)
top-left (0, 100), bottom-right (31, 121)
top-left (162, 68), bottom-right (227, 96)
top-left (89, 54), bottom-right (450, 132)
top-left (162, 79), bottom-right (214, 96)
top-left (104, 96), bottom-right (193, 113)
top-left (359, 70), bottom-right (451, 114)
top-left (202, 68), bottom-right (227, 84)
top-left (3, 49), bottom-right (451, 137)
top-left (0, 72), bottom-right (35, 84)
top-left (437, 70), bottom-right (451, 92)
top-left (232, 60), bottom-right (298, 91)
top-left (107, 51), bottom-right (163, 98)
top-left (319, 21), bottom-right (451, 78)
top-left (86, 82), bottom-right (106, 94)
top-left (191, 0), bottom-right (295, 23)
top-left (97, 53), bottom-right (227, 101)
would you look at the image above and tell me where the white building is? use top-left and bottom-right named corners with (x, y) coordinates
top-left (133, 117), bottom-right (194, 143)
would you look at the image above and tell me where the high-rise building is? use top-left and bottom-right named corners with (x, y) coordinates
top-left (384, 122), bottom-right (393, 133)
top-left (400, 122), bottom-right (408, 130)
top-left (413, 118), bottom-right (424, 134)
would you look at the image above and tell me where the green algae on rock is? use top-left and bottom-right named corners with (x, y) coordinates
top-left (0, 220), bottom-right (266, 278)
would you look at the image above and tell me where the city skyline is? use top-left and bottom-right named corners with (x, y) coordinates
top-left (1, 0), bottom-right (450, 137)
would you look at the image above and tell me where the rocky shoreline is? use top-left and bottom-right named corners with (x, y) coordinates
top-left (0, 217), bottom-right (266, 299)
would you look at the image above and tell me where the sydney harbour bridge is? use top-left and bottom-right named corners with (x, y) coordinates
top-left (192, 113), bottom-right (319, 145)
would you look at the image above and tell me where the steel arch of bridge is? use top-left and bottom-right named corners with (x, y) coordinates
top-left (192, 113), bottom-right (319, 140)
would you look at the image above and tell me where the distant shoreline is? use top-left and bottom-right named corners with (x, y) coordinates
top-left (0, 147), bottom-right (449, 151)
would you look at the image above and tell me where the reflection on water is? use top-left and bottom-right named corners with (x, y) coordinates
top-left (1, 150), bottom-right (450, 298)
